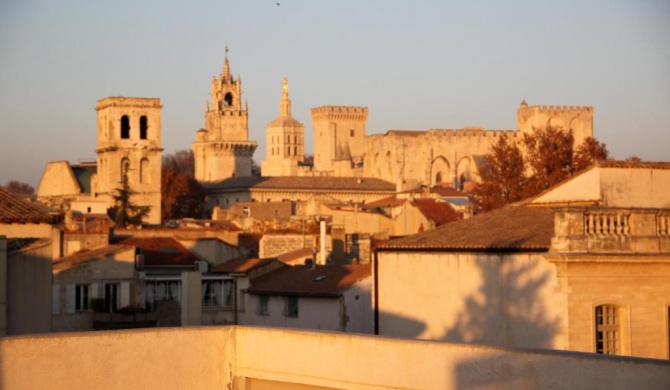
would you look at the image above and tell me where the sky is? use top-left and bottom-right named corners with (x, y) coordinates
top-left (1, 0), bottom-right (669, 188)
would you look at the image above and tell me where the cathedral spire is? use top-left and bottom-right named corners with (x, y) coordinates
top-left (222, 45), bottom-right (231, 79)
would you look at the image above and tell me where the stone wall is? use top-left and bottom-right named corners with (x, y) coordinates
top-left (259, 234), bottom-right (318, 259)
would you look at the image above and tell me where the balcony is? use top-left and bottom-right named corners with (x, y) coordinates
top-left (551, 207), bottom-right (670, 254)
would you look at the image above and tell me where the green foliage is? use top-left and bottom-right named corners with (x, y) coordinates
top-left (108, 173), bottom-right (150, 228)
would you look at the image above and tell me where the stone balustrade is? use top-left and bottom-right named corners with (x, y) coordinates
top-left (551, 207), bottom-right (670, 254)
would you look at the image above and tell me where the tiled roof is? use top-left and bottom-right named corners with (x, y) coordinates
top-left (246, 264), bottom-right (371, 297)
top-left (0, 187), bottom-right (55, 224)
top-left (378, 206), bottom-right (554, 251)
top-left (430, 186), bottom-right (469, 198)
top-left (211, 257), bottom-right (275, 274)
top-left (114, 237), bottom-right (200, 266)
top-left (411, 199), bottom-right (462, 227)
top-left (363, 195), bottom-right (406, 209)
top-left (53, 244), bottom-right (133, 271)
top-left (204, 176), bottom-right (395, 192)
top-left (276, 247), bottom-right (314, 265)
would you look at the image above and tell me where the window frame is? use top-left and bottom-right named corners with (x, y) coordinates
top-left (75, 284), bottom-right (89, 312)
top-left (285, 296), bottom-right (298, 318)
top-left (595, 304), bottom-right (620, 355)
top-left (258, 295), bottom-right (269, 316)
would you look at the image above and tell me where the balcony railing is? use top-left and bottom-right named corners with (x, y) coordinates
top-left (552, 208), bottom-right (670, 254)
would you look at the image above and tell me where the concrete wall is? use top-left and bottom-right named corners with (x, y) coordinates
top-left (7, 242), bottom-right (53, 335)
top-left (2, 326), bottom-right (669, 390)
top-left (376, 251), bottom-right (565, 350)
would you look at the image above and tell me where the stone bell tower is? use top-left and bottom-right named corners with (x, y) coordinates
top-left (192, 49), bottom-right (257, 182)
top-left (261, 77), bottom-right (305, 176)
top-left (94, 97), bottom-right (163, 225)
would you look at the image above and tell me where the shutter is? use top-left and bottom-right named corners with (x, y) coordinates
top-left (66, 284), bottom-right (76, 314)
top-left (52, 284), bottom-right (61, 315)
top-left (90, 282), bottom-right (99, 299)
top-left (120, 282), bottom-right (130, 308)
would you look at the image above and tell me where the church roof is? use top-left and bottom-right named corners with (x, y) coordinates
top-left (0, 187), bottom-right (55, 224)
top-left (377, 206), bottom-right (554, 251)
top-left (205, 176), bottom-right (395, 193)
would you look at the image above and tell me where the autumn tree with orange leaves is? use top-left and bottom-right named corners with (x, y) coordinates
top-left (473, 127), bottom-right (608, 212)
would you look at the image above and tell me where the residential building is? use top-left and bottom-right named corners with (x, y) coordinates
top-left (374, 161), bottom-right (670, 359)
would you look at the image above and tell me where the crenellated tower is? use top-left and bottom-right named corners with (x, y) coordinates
top-left (261, 77), bottom-right (305, 176)
top-left (311, 106), bottom-right (368, 176)
top-left (517, 100), bottom-right (594, 145)
top-left (192, 49), bottom-right (257, 182)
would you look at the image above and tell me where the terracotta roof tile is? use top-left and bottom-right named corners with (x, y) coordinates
top-left (275, 247), bottom-right (314, 265)
top-left (247, 264), bottom-right (371, 297)
top-left (411, 199), bottom-right (462, 227)
top-left (211, 257), bottom-right (275, 274)
top-left (204, 176), bottom-right (395, 192)
top-left (53, 244), bottom-right (133, 271)
top-left (0, 187), bottom-right (55, 224)
top-left (378, 206), bottom-right (554, 251)
top-left (114, 237), bottom-right (200, 266)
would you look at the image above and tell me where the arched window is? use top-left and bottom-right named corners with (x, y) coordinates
top-left (435, 172), bottom-right (443, 184)
top-left (294, 146), bottom-right (297, 156)
top-left (120, 158), bottom-right (130, 182)
top-left (121, 115), bottom-right (130, 139)
top-left (140, 116), bottom-right (148, 139)
top-left (140, 158), bottom-right (149, 184)
top-left (224, 92), bottom-right (233, 107)
top-left (595, 305), bottom-right (620, 355)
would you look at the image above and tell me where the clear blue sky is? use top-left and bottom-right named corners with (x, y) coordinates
top-left (1, 0), bottom-right (668, 187)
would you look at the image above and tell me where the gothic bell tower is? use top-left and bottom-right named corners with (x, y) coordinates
top-left (192, 49), bottom-right (257, 182)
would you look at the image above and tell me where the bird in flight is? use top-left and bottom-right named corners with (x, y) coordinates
top-left (276, 2), bottom-right (280, 5)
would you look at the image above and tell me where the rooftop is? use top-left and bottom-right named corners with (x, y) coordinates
top-left (247, 264), bottom-right (371, 297)
top-left (204, 176), bottom-right (395, 192)
top-left (0, 187), bottom-right (56, 224)
top-left (378, 206), bottom-right (554, 251)
top-left (113, 237), bottom-right (201, 266)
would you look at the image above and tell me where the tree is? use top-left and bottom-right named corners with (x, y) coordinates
top-left (162, 149), bottom-right (195, 177)
top-left (108, 173), bottom-right (150, 228)
top-left (161, 167), bottom-right (205, 220)
top-left (471, 136), bottom-right (526, 212)
top-left (523, 126), bottom-right (575, 196)
top-left (574, 137), bottom-right (609, 172)
top-left (472, 127), bottom-right (609, 212)
top-left (3, 180), bottom-right (35, 196)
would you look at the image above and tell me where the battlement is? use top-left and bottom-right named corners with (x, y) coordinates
top-left (427, 128), bottom-right (516, 138)
top-left (96, 97), bottom-right (162, 111)
top-left (518, 104), bottom-right (593, 116)
top-left (311, 106), bottom-right (368, 121)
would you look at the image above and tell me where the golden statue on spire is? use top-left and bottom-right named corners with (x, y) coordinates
top-left (282, 77), bottom-right (289, 97)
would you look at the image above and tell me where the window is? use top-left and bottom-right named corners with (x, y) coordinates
top-left (75, 284), bottom-right (89, 311)
top-left (258, 295), bottom-right (269, 316)
top-left (224, 92), bottom-right (233, 107)
top-left (140, 115), bottom-right (148, 139)
top-left (140, 158), bottom-right (149, 184)
top-left (103, 283), bottom-right (119, 312)
top-left (120, 158), bottom-right (130, 181)
top-left (294, 146), bottom-right (297, 156)
top-left (202, 280), bottom-right (234, 309)
top-left (121, 115), bottom-right (130, 139)
top-left (145, 280), bottom-right (180, 311)
top-left (350, 129), bottom-right (355, 137)
top-left (242, 206), bottom-right (250, 217)
top-left (595, 305), bottom-right (620, 355)
top-left (285, 296), bottom-right (298, 317)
